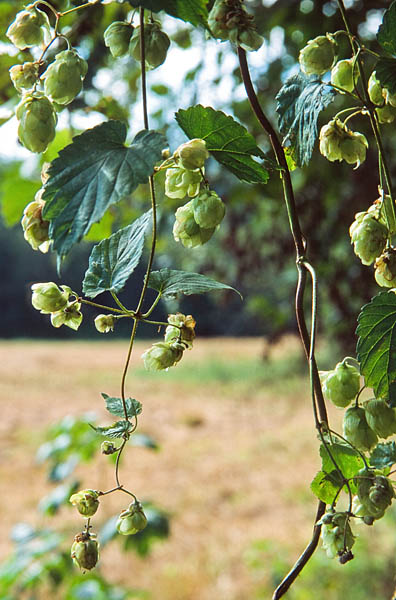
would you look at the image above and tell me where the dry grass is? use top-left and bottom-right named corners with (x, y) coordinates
top-left (0, 336), bottom-right (345, 599)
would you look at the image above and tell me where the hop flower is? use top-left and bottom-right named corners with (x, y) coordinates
top-left (349, 211), bottom-right (388, 265)
top-left (299, 35), bottom-right (337, 76)
top-left (165, 313), bottom-right (196, 349)
top-left (104, 21), bottom-right (134, 58)
top-left (42, 49), bottom-right (88, 105)
top-left (364, 398), bottom-right (396, 439)
top-left (70, 489), bottom-right (100, 517)
top-left (71, 532), bottom-right (99, 571)
top-left (175, 139), bottom-right (209, 171)
top-left (320, 360), bottom-right (360, 408)
top-left (9, 62), bottom-right (39, 92)
top-left (318, 511), bottom-right (355, 559)
top-left (331, 58), bottom-right (355, 93)
top-left (368, 72), bottom-right (396, 124)
top-left (208, 0), bottom-right (263, 51)
top-left (374, 248), bottom-right (396, 287)
top-left (116, 502), bottom-right (148, 535)
top-left (31, 282), bottom-right (71, 314)
top-left (129, 22), bottom-right (170, 70)
top-left (165, 167), bottom-right (202, 199)
top-left (192, 189), bottom-right (225, 228)
top-left (101, 440), bottom-right (118, 455)
top-left (368, 72), bottom-right (384, 105)
top-left (319, 118), bottom-right (368, 168)
top-left (16, 92), bottom-right (57, 153)
top-left (142, 341), bottom-right (184, 371)
top-left (235, 27), bottom-right (264, 52)
top-left (21, 192), bottom-right (50, 253)
top-left (343, 406), bottom-right (378, 452)
top-left (208, 0), bottom-right (230, 40)
top-left (355, 468), bottom-right (394, 520)
top-left (94, 314), bottom-right (115, 333)
top-left (6, 3), bottom-right (51, 50)
top-left (173, 201), bottom-right (215, 248)
top-left (51, 302), bottom-right (83, 331)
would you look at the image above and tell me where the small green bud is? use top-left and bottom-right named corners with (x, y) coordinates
top-left (321, 360), bottom-right (360, 408)
top-left (9, 62), bottom-right (39, 92)
top-left (69, 489), bottom-right (99, 517)
top-left (42, 50), bottom-right (88, 105)
top-left (299, 35), bottom-right (337, 76)
top-left (318, 512), bottom-right (354, 558)
top-left (165, 313), bottom-right (196, 348)
top-left (51, 302), bottom-right (83, 331)
top-left (101, 440), bottom-right (118, 455)
top-left (94, 314), bottom-right (115, 333)
top-left (116, 502), bottom-right (148, 535)
top-left (142, 341), bottom-right (184, 371)
top-left (16, 93), bottom-right (57, 153)
top-left (6, 3), bottom-right (51, 50)
top-left (192, 189), bottom-right (225, 228)
top-left (129, 22), bottom-right (170, 70)
top-left (175, 139), bottom-right (209, 171)
top-left (31, 282), bottom-right (71, 314)
top-left (375, 248), bottom-right (396, 287)
top-left (343, 406), bottom-right (378, 452)
top-left (173, 201), bottom-right (215, 248)
top-left (331, 58), bottom-right (355, 93)
top-left (165, 167), bottom-right (202, 199)
top-left (349, 211), bottom-right (388, 266)
top-left (104, 21), bottom-right (134, 58)
top-left (21, 192), bottom-right (50, 253)
top-left (71, 532), bottom-right (99, 571)
top-left (364, 398), bottom-right (396, 438)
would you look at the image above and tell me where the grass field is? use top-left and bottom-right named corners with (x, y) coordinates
top-left (1, 337), bottom-right (395, 599)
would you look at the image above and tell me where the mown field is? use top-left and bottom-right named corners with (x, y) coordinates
top-left (0, 337), bottom-right (395, 599)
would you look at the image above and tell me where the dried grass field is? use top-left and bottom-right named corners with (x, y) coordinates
top-left (0, 337), bottom-right (393, 599)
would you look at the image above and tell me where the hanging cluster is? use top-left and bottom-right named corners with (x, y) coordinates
top-left (208, 0), bottom-right (263, 51)
top-left (31, 282), bottom-right (83, 330)
top-left (142, 313), bottom-right (196, 371)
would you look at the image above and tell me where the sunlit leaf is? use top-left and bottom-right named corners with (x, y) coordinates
top-left (377, 1), bottom-right (396, 56)
top-left (127, 0), bottom-right (208, 27)
top-left (148, 268), bottom-right (242, 299)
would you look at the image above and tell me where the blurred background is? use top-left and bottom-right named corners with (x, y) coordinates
top-left (1, 0), bottom-right (396, 598)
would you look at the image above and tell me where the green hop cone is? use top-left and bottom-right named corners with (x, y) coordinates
top-left (165, 167), bottom-right (202, 199)
top-left (31, 282), bottom-right (71, 314)
top-left (51, 302), bottom-right (83, 331)
top-left (43, 50), bottom-right (88, 105)
top-left (192, 189), bottom-right (225, 229)
top-left (175, 138), bottom-right (209, 171)
top-left (318, 511), bottom-right (355, 559)
top-left (368, 72), bottom-right (383, 105)
top-left (236, 27), bottom-right (264, 52)
top-left (6, 3), bottom-right (51, 50)
top-left (355, 468), bottom-right (394, 520)
top-left (299, 34), bottom-right (337, 76)
top-left (129, 22), bottom-right (170, 70)
top-left (321, 360), bottom-right (360, 408)
top-left (319, 119), bottom-right (368, 168)
top-left (71, 532), bottom-right (99, 571)
top-left (21, 192), bottom-right (50, 253)
top-left (101, 440), bottom-right (118, 455)
top-left (367, 72), bottom-right (396, 123)
top-left (364, 398), bottom-right (396, 438)
top-left (104, 21), bottom-right (134, 58)
top-left (9, 62), bottom-right (39, 92)
top-left (173, 201), bottom-right (215, 248)
top-left (339, 131), bottom-right (368, 168)
top-left (70, 489), bottom-right (99, 517)
top-left (164, 313), bottom-right (196, 349)
top-left (208, 0), bottom-right (229, 40)
top-left (142, 341), bottom-right (184, 371)
top-left (116, 502), bottom-right (148, 535)
top-left (331, 58), bottom-right (355, 93)
top-left (343, 406), bottom-right (378, 452)
top-left (16, 93), bottom-right (57, 153)
top-left (375, 248), bottom-right (396, 287)
top-left (94, 314), bottom-right (115, 333)
top-left (349, 211), bottom-right (388, 266)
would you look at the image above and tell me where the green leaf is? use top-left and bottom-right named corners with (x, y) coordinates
top-left (82, 210), bottom-right (152, 298)
top-left (148, 268), bottom-right (242, 299)
top-left (175, 105), bottom-right (269, 184)
top-left (311, 470), bottom-right (341, 504)
top-left (102, 393), bottom-right (142, 419)
top-left (42, 121), bottom-right (166, 258)
top-left (375, 57), bottom-right (396, 96)
top-left (127, 0), bottom-right (208, 27)
top-left (377, 1), bottom-right (396, 56)
top-left (276, 72), bottom-right (336, 167)
top-left (320, 442), bottom-right (363, 480)
top-left (370, 441), bottom-right (396, 469)
top-left (356, 291), bottom-right (396, 407)
top-left (90, 420), bottom-right (133, 438)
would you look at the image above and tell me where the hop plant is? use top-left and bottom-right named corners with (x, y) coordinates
top-left (208, 0), bottom-right (263, 51)
top-left (70, 489), bottom-right (100, 517)
top-left (173, 201), bottom-right (215, 248)
top-left (71, 532), bottom-right (99, 571)
top-left (343, 406), bottom-right (378, 452)
top-left (21, 192), bottom-right (50, 253)
top-left (6, 3), bottom-right (51, 50)
top-left (320, 359), bottom-right (360, 408)
top-left (9, 62), bottom-right (39, 92)
top-left (192, 189), bottom-right (226, 228)
top-left (164, 313), bottom-right (196, 349)
top-left (368, 72), bottom-right (396, 124)
top-left (299, 35), bottom-right (337, 76)
top-left (42, 49), bottom-right (88, 105)
top-left (104, 21), bottom-right (134, 58)
top-left (349, 211), bottom-right (388, 265)
top-left (31, 282), bottom-right (71, 314)
top-left (116, 502), bottom-right (148, 535)
top-left (318, 511), bottom-right (355, 559)
top-left (175, 138), bottom-right (209, 171)
top-left (364, 398), bottom-right (396, 439)
top-left (165, 167), bottom-right (203, 199)
top-left (355, 469), bottom-right (394, 520)
top-left (374, 248), bottom-right (396, 288)
top-left (16, 93), bottom-right (57, 153)
top-left (101, 440), bottom-right (118, 455)
top-left (142, 341), bottom-right (184, 371)
top-left (94, 314), bottom-right (115, 333)
top-left (51, 302), bottom-right (83, 331)
top-left (331, 58), bottom-right (355, 93)
top-left (319, 118), bottom-right (368, 168)
top-left (129, 22), bottom-right (170, 69)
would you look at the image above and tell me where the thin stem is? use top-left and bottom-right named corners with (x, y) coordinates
top-left (120, 319), bottom-right (139, 406)
top-left (142, 292), bottom-right (162, 318)
top-left (59, 1), bottom-right (101, 18)
top-left (35, 0), bottom-right (59, 18)
top-left (111, 291), bottom-right (135, 316)
top-left (78, 297), bottom-right (129, 315)
top-left (115, 439), bottom-right (127, 487)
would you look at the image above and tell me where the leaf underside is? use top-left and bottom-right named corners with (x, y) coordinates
top-left (90, 420), bottom-right (132, 438)
top-left (357, 291), bottom-right (396, 407)
top-left (127, 0), bottom-right (208, 27)
top-left (377, 1), bottom-right (396, 56)
top-left (102, 393), bottom-right (142, 419)
top-left (148, 268), bottom-right (242, 299)
top-left (176, 105), bottom-right (269, 184)
top-left (276, 72), bottom-right (336, 167)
